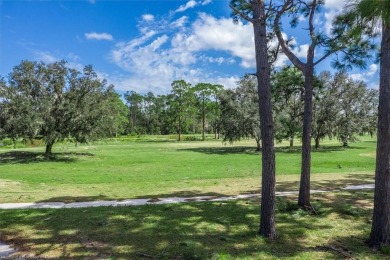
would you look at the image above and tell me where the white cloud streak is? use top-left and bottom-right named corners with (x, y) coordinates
top-left (175, 0), bottom-right (197, 13)
top-left (142, 14), bottom-right (154, 22)
top-left (85, 32), bottom-right (113, 41)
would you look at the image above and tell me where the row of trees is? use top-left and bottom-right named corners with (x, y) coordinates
top-left (230, 0), bottom-right (390, 248)
top-left (220, 69), bottom-right (378, 151)
top-left (124, 81), bottom-right (223, 141)
top-left (0, 60), bottom-right (377, 157)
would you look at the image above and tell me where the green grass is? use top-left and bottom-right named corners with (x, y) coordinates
top-left (0, 136), bottom-right (376, 203)
top-left (0, 190), bottom-right (388, 259)
top-left (0, 135), bottom-right (383, 259)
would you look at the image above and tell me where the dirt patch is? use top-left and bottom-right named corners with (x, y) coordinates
top-left (0, 179), bottom-right (21, 188)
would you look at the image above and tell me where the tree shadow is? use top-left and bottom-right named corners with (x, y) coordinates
top-left (179, 145), bottom-right (365, 155)
top-left (1, 189), bottom-right (386, 259)
top-left (178, 146), bottom-right (260, 155)
top-left (0, 151), bottom-right (94, 164)
top-left (38, 195), bottom-right (111, 204)
top-left (0, 199), bottom-right (336, 259)
top-left (273, 173), bottom-right (374, 194)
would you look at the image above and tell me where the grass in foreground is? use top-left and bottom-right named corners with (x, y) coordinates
top-left (0, 136), bottom-right (376, 203)
top-left (0, 190), bottom-right (388, 259)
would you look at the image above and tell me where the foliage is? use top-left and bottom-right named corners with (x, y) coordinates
top-left (219, 75), bottom-right (261, 150)
top-left (272, 66), bottom-right (305, 147)
top-left (0, 61), bottom-right (117, 155)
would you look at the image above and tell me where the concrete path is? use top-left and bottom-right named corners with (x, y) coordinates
top-left (0, 184), bottom-right (374, 210)
top-left (0, 183), bottom-right (374, 259)
top-left (0, 243), bottom-right (15, 258)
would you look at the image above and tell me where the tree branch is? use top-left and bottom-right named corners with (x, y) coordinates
top-left (274, 0), bottom-right (305, 71)
top-left (229, 4), bottom-right (255, 23)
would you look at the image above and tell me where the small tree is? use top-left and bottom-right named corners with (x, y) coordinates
top-left (219, 75), bottom-right (261, 150)
top-left (169, 80), bottom-right (193, 141)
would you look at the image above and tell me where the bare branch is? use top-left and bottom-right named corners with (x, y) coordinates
top-left (274, 0), bottom-right (305, 71)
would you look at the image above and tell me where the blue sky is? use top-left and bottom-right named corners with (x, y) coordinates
top-left (0, 0), bottom-right (379, 95)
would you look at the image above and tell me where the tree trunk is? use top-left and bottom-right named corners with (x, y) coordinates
top-left (298, 66), bottom-right (314, 208)
top-left (178, 115), bottom-right (182, 141)
top-left (202, 99), bottom-right (205, 141)
top-left (289, 136), bottom-right (294, 148)
top-left (253, 0), bottom-right (276, 239)
top-left (45, 142), bottom-right (54, 156)
top-left (368, 23), bottom-right (390, 248)
top-left (255, 137), bottom-right (261, 152)
top-left (315, 136), bottom-right (320, 149)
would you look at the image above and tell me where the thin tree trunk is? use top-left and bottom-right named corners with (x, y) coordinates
top-left (255, 137), bottom-right (261, 151)
top-left (289, 136), bottom-right (294, 148)
top-left (45, 142), bottom-right (54, 156)
top-left (315, 136), bottom-right (320, 149)
top-left (202, 99), bottom-right (205, 141)
top-left (369, 23), bottom-right (390, 248)
top-left (178, 115), bottom-right (182, 141)
top-left (253, 0), bottom-right (276, 239)
top-left (298, 67), bottom-right (314, 208)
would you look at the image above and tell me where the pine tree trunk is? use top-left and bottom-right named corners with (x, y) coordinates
top-left (202, 99), bottom-right (205, 141)
top-left (253, 0), bottom-right (276, 239)
top-left (298, 66), bottom-right (314, 208)
top-left (369, 23), bottom-right (390, 248)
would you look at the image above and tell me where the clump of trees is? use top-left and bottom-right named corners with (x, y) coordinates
top-left (123, 81), bottom-right (223, 140)
top-left (0, 60), bottom-right (126, 156)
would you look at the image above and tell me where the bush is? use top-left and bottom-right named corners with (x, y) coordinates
top-left (183, 136), bottom-right (202, 141)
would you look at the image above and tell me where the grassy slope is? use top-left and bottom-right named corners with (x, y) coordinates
top-left (0, 136), bottom-right (376, 203)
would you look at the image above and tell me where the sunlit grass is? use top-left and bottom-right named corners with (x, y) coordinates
top-left (0, 135), bottom-right (376, 203)
top-left (0, 190), bottom-right (387, 259)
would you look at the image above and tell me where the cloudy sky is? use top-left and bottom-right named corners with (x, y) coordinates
top-left (0, 0), bottom-right (379, 95)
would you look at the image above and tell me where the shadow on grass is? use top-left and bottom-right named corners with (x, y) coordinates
top-left (38, 195), bottom-right (111, 204)
top-left (0, 151), bottom-right (94, 164)
top-left (179, 145), bottom-right (365, 155)
top-left (1, 189), bottom-right (386, 259)
top-left (179, 146), bottom-right (260, 155)
top-left (274, 173), bottom-right (374, 194)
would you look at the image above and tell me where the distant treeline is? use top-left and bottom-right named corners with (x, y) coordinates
top-left (0, 61), bottom-right (378, 154)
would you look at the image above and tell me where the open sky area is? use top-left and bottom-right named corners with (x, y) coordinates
top-left (0, 0), bottom-right (380, 95)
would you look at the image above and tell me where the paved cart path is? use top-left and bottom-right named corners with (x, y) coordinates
top-left (0, 183), bottom-right (374, 258)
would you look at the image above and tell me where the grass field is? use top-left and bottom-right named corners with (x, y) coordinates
top-left (0, 135), bottom-right (384, 259)
top-left (0, 136), bottom-right (376, 203)
top-left (1, 191), bottom-right (388, 259)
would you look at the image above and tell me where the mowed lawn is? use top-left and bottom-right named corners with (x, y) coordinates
top-left (0, 136), bottom-right (376, 203)
top-left (1, 136), bottom-right (387, 259)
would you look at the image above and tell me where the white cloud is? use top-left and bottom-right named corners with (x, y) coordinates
top-left (201, 0), bottom-right (212, 5)
top-left (367, 64), bottom-right (378, 76)
top-left (34, 51), bottom-right (57, 63)
top-left (350, 63), bottom-right (378, 82)
top-left (350, 73), bottom-right (365, 82)
top-left (109, 13), bottom-right (257, 93)
top-left (324, 0), bottom-right (345, 11)
top-left (175, 0), bottom-right (197, 13)
top-left (171, 16), bottom-right (188, 28)
top-left (142, 14), bottom-right (154, 22)
top-left (293, 44), bottom-right (309, 59)
top-left (85, 32), bottom-right (113, 41)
